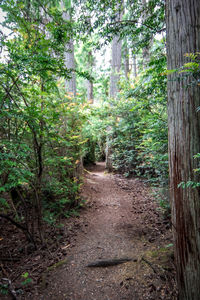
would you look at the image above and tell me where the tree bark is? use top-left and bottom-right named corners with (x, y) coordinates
top-left (87, 51), bottom-right (94, 103)
top-left (142, 0), bottom-right (150, 67)
top-left (124, 42), bottom-right (129, 80)
top-left (166, 1), bottom-right (200, 299)
top-left (133, 54), bottom-right (137, 77)
top-left (62, 3), bottom-right (76, 96)
top-left (107, 2), bottom-right (123, 171)
top-left (109, 2), bottom-right (123, 98)
top-left (64, 38), bottom-right (76, 96)
top-left (87, 80), bottom-right (93, 103)
top-left (110, 36), bottom-right (122, 98)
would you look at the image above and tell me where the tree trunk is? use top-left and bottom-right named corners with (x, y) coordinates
top-left (110, 36), bottom-right (122, 98)
top-left (87, 51), bottom-right (94, 103)
top-left (109, 2), bottom-right (123, 98)
top-left (87, 80), bottom-right (93, 103)
top-left (133, 54), bottom-right (137, 77)
top-left (142, 0), bottom-right (150, 67)
top-left (62, 3), bottom-right (76, 96)
top-left (107, 3), bottom-right (123, 170)
top-left (166, 1), bottom-right (200, 299)
top-left (124, 42), bottom-right (129, 79)
top-left (64, 38), bottom-right (76, 96)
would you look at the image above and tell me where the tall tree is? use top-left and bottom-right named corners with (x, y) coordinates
top-left (142, 0), bottom-right (149, 66)
top-left (109, 2), bottom-right (123, 98)
top-left (132, 54), bottom-right (137, 78)
top-left (123, 39), bottom-right (130, 80)
top-left (166, 1), bottom-right (200, 299)
top-left (87, 51), bottom-right (94, 103)
top-left (110, 36), bottom-right (122, 97)
top-left (61, 1), bottom-right (76, 96)
top-left (106, 2), bottom-right (124, 171)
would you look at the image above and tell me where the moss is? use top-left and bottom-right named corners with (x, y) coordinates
top-left (47, 258), bottom-right (69, 271)
top-left (40, 258), bottom-right (70, 289)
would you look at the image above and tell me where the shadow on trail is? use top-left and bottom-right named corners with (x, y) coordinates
top-left (35, 161), bottom-right (176, 300)
top-left (85, 161), bottom-right (106, 173)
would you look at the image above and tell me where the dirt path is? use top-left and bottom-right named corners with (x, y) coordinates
top-left (36, 162), bottom-right (176, 300)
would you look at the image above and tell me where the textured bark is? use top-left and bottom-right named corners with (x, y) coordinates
top-left (87, 51), bottom-right (94, 103)
top-left (124, 43), bottom-right (129, 79)
top-left (108, 35), bottom-right (121, 168)
top-left (107, 3), bottom-right (123, 171)
top-left (166, 1), bottom-right (200, 299)
top-left (62, 3), bottom-right (76, 96)
top-left (64, 38), bottom-right (76, 96)
top-left (109, 3), bottom-right (123, 98)
top-left (105, 136), bottom-right (113, 172)
top-left (133, 54), bottom-right (137, 78)
top-left (110, 36), bottom-right (122, 97)
top-left (108, 33), bottom-right (122, 168)
top-left (142, 0), bottom-right (150, 66)
top-left (87, 80), bottom-right (93, 103)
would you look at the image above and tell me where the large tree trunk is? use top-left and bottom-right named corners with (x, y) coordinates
top-left (166, 1), bottom-right (200, 299)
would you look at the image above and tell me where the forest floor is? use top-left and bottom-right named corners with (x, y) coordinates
top-left (1, 162), bottom-right (177, 299)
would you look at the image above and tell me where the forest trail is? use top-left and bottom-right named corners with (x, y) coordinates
top-left (36, 162), bottom-right (176, 300)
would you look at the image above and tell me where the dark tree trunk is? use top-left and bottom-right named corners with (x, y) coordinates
top-left (166, 1), bottom-right (200, 299)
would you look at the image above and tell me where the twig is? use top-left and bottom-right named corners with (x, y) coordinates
top-left (108, 20), bottom-right (165, 33)
top-left (0, 263), bottom-right (9, 277)
top-left (141, 256), bottom-right (157, 274)
top-left (0, 214), bottom-right (36, 247)
top-left (0, 257), bottom-right (20, 262)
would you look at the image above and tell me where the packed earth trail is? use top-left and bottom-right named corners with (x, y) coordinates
top-left (35, 162), bottom-right (176, 300)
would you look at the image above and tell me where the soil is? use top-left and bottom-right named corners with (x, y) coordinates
top-left (0, 162), bottom-right (177, 299)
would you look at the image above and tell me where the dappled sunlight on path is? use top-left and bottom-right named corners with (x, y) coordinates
top-left (36, 163), bottom-right (176, 300)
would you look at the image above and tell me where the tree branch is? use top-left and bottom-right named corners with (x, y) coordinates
top-left (109, 20), bottom-right (165, 34)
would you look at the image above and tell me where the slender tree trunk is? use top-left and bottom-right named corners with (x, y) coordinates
top-left (142, 0), bottom-right (150, 67)
top-left (87, 80), bottom-right (93, 103)
top-left (110, 36), bottom-right (122, 97)
top-left (166, 1), bottom-right (200, 299)
top-left (62, 2), bottom-right (76, 96)
top-left (87, 51), bottom-right (94, 103)
top-left (107, 2), bottom-right (123, 171)
top-left (109, 2), bottom-right (123, 98)
top-left (64, 38), bottom-right (76, 96)
top-left (133, 54), bottom-right (137, 77)
top-left (124, 42), bottom-right (129, 79)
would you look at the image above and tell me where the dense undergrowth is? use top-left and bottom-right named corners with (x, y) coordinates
top-left (85, 41), bottom-right (168, 185)
top-left (0, 0), bottom-right (170, 250)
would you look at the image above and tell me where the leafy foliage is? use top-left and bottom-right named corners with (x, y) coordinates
top-left (0, 0), bottom-right (169, 245)
top-left (85, 39), bottom-right (168, 186)
top-left (0, 0), bottom-right (87, 243)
